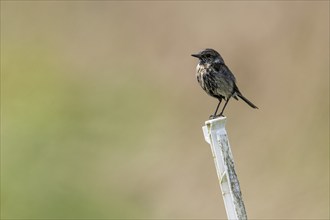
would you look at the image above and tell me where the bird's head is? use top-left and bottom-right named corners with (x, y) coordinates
top-left (191, 48), bottom-right (224, 64)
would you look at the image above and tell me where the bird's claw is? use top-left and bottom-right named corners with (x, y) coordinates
top-left (209, 114), bottom-right (225, 119)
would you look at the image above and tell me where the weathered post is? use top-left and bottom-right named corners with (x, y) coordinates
top-left (202, 116), bottom-right (247, 220)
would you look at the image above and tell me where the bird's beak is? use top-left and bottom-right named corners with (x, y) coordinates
top-left (191, 53), bottom-right (201, 59)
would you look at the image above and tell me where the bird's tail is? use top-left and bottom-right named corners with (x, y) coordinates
top-left (236, 92), bottom-right (258, 109)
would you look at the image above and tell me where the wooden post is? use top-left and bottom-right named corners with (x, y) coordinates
top-left (202, 116), bottom-right (247, 220)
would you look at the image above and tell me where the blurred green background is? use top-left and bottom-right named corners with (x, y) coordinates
top-left (1, 1), bottom-right (329, 219)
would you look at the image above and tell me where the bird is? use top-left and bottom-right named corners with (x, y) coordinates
top-left (192, 48), bottom-right (258, 119)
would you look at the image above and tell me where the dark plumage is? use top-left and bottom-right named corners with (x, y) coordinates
top-left (192, 48), bottom-right (258, 118)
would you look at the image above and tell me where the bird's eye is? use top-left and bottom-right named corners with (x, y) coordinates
top-left (205, 54), bottom-right (211, 58)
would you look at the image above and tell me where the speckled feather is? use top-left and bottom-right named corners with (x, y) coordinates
top-left (196, 62), bottom-right (238, 100)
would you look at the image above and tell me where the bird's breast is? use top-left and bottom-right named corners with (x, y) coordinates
top-left (196, 63), bottom-right (210, 89)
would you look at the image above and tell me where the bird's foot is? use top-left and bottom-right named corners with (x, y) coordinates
top-left (209, 114), bottom-right (222, 119)
top-left (209, 114), bottom-right (225, 119)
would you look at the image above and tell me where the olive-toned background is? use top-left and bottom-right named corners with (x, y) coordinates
top-left (1, 1), bottom-right (329, 219)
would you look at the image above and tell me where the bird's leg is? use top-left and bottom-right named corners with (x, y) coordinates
top-left (210, 98), bottom-right (222, 119)
top-left (219, 96), bottom-right (231, 116)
